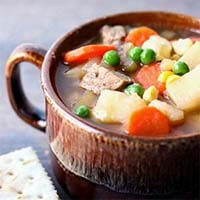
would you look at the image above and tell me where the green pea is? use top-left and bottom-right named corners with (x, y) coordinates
top-left (128, 47), bottom-right (143, 63)
top-left (172, 61), bottom-right (189, 76)
top-left (140, 48), bottom-right (156, 65)
top-left (74, 105), bottom-right (90, 118)
top-left (103, 50), bottom-right (120, 66)
top-left (124, 83), bottom-right (144, 97)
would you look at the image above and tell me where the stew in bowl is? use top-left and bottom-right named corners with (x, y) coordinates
top-left (6, 12), bottom-right (200, 199)
top-left (57, 24), bottom-right (200, 138)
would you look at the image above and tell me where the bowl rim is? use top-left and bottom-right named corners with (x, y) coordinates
top-left (41, 11), bottom-right (200, 142)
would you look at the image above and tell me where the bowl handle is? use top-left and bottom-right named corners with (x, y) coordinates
top-left (5, 43), bottom-right (47, 132)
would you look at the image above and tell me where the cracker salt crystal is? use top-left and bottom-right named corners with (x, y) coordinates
top-left (0, 147), bottom-right (59, 200)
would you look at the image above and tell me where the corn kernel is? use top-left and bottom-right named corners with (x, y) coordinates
top-left (158, 71), bottom-right (174, 83)
top-left (143, 86), bottom-right (159, 103)
top-left (166, 74), bottom-right (180, 87)
top-left (160, 59), bottom-right (176, 71)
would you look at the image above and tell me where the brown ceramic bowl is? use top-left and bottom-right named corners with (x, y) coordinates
top-left (5, 11), bottom-right (200, 199)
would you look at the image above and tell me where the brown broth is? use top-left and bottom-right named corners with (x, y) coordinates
top-left (55, 27), bottom-right (200, 136)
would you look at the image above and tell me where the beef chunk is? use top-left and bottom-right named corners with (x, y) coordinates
top-left (100, 25), bottom-right (126, 46)
top-left (80, 65), bottom-right (132, 94)
top-left (82, 58), bottom-right (101, 73)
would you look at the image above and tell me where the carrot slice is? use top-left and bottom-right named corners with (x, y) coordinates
top-left (133, 62), bottom-right (165, 94)
top-left (126, 107), bottom-right (170, 137)
top-left (125, 26), bottom-right (158, 46)
top-left (156, 81), bottom-right (166, 94)
top-left (64, 44), bottom-right (115, 64)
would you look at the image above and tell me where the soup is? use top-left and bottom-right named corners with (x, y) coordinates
top-left (55, 25), bottom-right (200, 137)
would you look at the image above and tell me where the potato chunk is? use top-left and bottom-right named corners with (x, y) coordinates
top-left (93, 90), bottom-right (146, 123)
top-left (74, 91), bottom-right (97, 108)
top-left (167, 65), bottom-right (200, 112)
top-left (172, 38), bottom-right (193, 56)
top-left (142, 35), bottom-right (172, 60)
top-left (149, 100), bottom-right (184, 125)
top-left (65, 67), bottom-right (86, 79)
top-left (179, 42), bottom-right (200, 70)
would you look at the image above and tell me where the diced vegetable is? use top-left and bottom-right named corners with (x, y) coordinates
top-left (93, 90), bottom-right (146, 123)
top-left (64, 44), bottom-right (115, 64)
top-left (172, 38), bottom-right (193, 55)
top-left (140, 48), bottom-right (156, 65)
top-left (160, 59), bottom-right (175, 71)
top-left (149, 100), bottom-right (184, 125)
top-left (143, 86), bottom-right (159, 103)
top-left (125, 26), bottom-right (158, 46)
top-left (167, 65), bottom-right (200, 111)
top-left (74, 91), bottom-right (97, 108)
top-left (126, 107), bottom-right (170, 137)
top-left (133, 62), bottom-right (165, 94)
top-left (74, 105), bottom-right (90, 118)
top-left (103, 50), bottom-right (120, 66)
top-left (128, 47), bottom-right (143, 63)
top-left (65, 67), bottom-right (86, 79)
top-left (172, 61), bottom-right (189, 75)
top-left (158, 71), bottom-right (174, 83)
top-left (123, 61), bottom-right (138, 73)
top-left (142, 35), bottom-right (172, 60)
top-left (124, 83), bottom-right (144, 97)
top-left (179, 42), bottom-right (200, 70)
top-left (166, 74), bottom-right (180, 87)
top-left (156, 82), bottom-right (166, 94)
